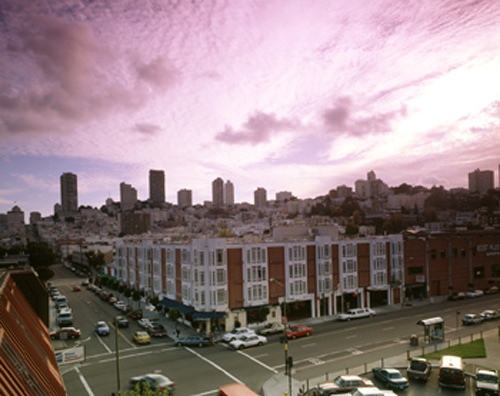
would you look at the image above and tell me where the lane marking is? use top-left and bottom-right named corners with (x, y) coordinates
top-left (236, 350), bottom-right (279, 373)
top-left (383, 326), bottom-right (395, 331)
top-left (301, 343), bottom-right (316, 348)
top-left (186, 347), bottom-right (244, 384)
top-left (191, 389), bottom-right (219, 396)
top-left (95, 334), bottom-right (112, 354)
top-left (75, 366), bottom-right (95, 396)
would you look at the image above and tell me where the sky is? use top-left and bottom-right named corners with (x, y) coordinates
top-left (1, 0), bottom-right (500, 218)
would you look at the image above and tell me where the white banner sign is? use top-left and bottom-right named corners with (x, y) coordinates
top-left (55, 346), bottom-right (85, 365)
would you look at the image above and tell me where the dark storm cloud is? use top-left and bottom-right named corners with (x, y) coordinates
top-left (323, 96), bottom-right (406, 137)
top-left (216, 111), bottom-right (298, 145)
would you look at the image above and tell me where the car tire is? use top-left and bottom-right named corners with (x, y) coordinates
top-left (198, 343), bottom-right (204, 347)
top-left (258, 342), bottom-right (263, 346)
top-left (239, 345), bottom-right (244, 350)
top-left (176, 342), bottom-right (181, 347)
top-left (292, 335), bottom-right (296, 340)
top-left (306, 332), bottom-right (310, 336)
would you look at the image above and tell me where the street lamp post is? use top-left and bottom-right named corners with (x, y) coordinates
top-left (270, 278), bottom-right (292, 396)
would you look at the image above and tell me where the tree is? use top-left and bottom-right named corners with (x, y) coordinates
top-left (345, 222), bottom-right (359, 236)
top-left (85, 250), bottom-right (106, 274)
top-left (27, 242), bottom-right (57, 269)
top-left (168, 308), bottom-right (181, 322)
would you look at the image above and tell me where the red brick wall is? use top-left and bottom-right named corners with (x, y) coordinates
top-left (268, 246), bottom-right (285, 304)
top-left (227, 247), bottom-right (244, 309)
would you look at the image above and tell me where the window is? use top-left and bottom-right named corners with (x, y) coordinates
top-left (431, 249), bottom-right (436, 259)
top-left (452, 248), bottom-right (457, 258)
top-left (440, 249), bottom-right (446, 259)
top-left (461, 248), bottom-right (466, 257)
top-left (408, 267), bottom-right (423, 275)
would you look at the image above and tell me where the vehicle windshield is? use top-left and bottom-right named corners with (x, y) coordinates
top-left (477, 374), bottom-right (498, 383)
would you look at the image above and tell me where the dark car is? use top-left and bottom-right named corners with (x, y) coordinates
top-left (372, 367), bottom-right (409, 391)
top-left (116, 316), bottom-right (129, 328)
top-left (148, 323), bottom-right (167, 337)
top-left (176, 335), bottom-right (214, 347)
top-left (407, 357), bottom-right (432, 381)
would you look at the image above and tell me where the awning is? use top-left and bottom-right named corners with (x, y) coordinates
top-left (192, 312), bottom-right (226, 320)
top-left (417, 317), bottom-right (444, 326)
top-left (159, 297), bottom-right (195, 315)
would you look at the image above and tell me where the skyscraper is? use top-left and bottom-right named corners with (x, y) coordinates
top-left (60, 172), bottom-right (78, 214)
top-left (468, 168), bottom-right (494, 195)
top-left (120, 182), bottom-right (137, 211)
top-left (212, 177), bottom-right (224, 207)
top-left (177, 189), bottom-right (192, 208)
top-left (225, 180), bottom-right (234, 205)
top-left (149, 169), bottom-right (165, 206)
top-left (254, 187), bottom-right (267, 207)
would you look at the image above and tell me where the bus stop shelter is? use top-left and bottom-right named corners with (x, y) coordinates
top-left (416, 316), bottom-right (445, 343)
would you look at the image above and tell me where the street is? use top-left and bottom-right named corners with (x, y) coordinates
top-left (51, 265), bottom-right (500, 395)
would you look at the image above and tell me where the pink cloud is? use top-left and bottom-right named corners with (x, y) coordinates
top-left (216, 111), bottom-right (298, 145)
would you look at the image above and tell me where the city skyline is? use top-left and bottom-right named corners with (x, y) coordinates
top-left (1, 0), bottom-right (500, 217)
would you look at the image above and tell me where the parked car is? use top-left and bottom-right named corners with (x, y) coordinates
top-left (407, 357), bottom-right (432, 381)
top-left (138, 318), bottom-right (153, 330)
top-left (115, 316), bottom-right (129, 328)
top-left (57, 302), bottom-right (70, 313)
top-left (337, 308), bottom-right (375, 321)
top-left (462, 313), bottom-right (484, 325)
top-left (485, 286), bottom-right (499, 295)
top-left (314, 375), bottom-right (374, 394)
top-left (347, 388), bottom-right (397, 396)
top-left (259, 323), bottom-right (285, 335)
top-left (176, 336), bottom-right (214, 347)
top-left (57, 312), bottom-right (73, 326)
top-left (447, 292), bottom-right (466, 301)
top-left (72, 286), bottom-right (81, 292)
top-left (114, 301), bottom-right (127, 310)
top-left (480, 310), bottom-right (500, 321)
top-left (286, 324), bottom-right (313, 339)
top-left (148, 323), bottom-right (167, 337)
top-left (130, 373), bottom-right (175, 393)
top-left (132, 331), bottom-right (151, 344)
top-left (58, 307), bottom-right (72, 315)
top-left (474, 368), bottom-right (499, 395)
top-left (222, 327), bottom-right (256, 342)
top-left (81, 280), bottom-right (89, 287)
top-left (229, 334), bottom-right (267, 350)
top-left (372, 367), bottom-right (409, 391)
top-left (466, 290), bottom-right (484, 298)
top-left (128, 309), bottom-right (143, 320)
top-left (108, 296), bottom-right (118, 304)
top-left (50, 327), bottom-right (81, 340)
top-left (95, 321), bottom-right (110, 336)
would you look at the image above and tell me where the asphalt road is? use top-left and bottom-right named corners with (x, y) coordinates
top-left (50, 265), bottom-right (500, 395)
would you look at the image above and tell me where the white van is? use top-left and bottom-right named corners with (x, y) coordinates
top-left (439, 355), bottom-right (465, 389)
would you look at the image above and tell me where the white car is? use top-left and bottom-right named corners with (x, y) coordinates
top-left (337, 308), bottom-right (376, 321)
top-left (222, 327), bottom-right (255, 342)
top-left (114, 301), bottom-right (126, 310)
top-left (466, 290), bottom-right (484, 298)
top-left (229, 334), bottom-right (267, 350)
top-left (259, 323), bottom-right (285, 335)
top-left (138, 318), bottom-right (153, 329)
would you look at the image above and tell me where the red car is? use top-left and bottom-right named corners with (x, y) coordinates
top-left (50, 327), bottom-right (81, 340)
top-left (72, 286), bottom-right (81, 292)
top-left (286, 324), bottom-right (313, 339)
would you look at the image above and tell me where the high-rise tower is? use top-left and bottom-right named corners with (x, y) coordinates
top-left (225, 180), bottom-right (234, 205)
top-left (212, 177), bottom-right (224, 207)
top-left (177, 189), bottom-right (193, 208)
top-left (149, 169), bottom-right (165, 206)
top-left (468, 168), bottom-right (494, 195)
top-left (60, 172), bottom-right (78, 215)
top-left (254, 187), bottom-right (267, 207)
top-left (120, 182), bottom-right (138, 211)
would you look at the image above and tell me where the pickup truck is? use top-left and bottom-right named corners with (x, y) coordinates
top-left (474, 368), bottom-right (499, 395)
top-left (407, 357), bottom-right (432, 381)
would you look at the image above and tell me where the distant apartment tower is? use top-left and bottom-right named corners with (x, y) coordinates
top-left (254, 188), bottom-right (267, 207)
top-left (337, 185), bottom-right (353, 198)
top-left (60, 172), bottom-right (78, 214)
top-left (212, 177), bottom-right (224, 207)
top-left (468, 168), bottom-right (494, 195)
top-left (276, 191), bottom-right (292, 202)
top-left (225, 180), bottom-right (235, 205)
top-left (149, 169), bottom-right (165, 206)
top-left (177, 189), bottom-right (193, 208)
top-left (120, 182), bottom-right (137, 211)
